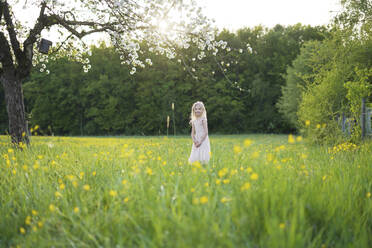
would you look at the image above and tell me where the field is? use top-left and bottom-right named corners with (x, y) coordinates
top-left (0, 134), bottom-right (371, 247)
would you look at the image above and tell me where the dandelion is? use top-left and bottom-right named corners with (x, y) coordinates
top-left (305, 120), bottom-right (310, 126)
top-left (252, 151), bottom-right (259, 158)
top-left (301, 154), bottom-right (308, 159)
top-left (192, 198), bottom-right (199, 205)
top-left (190, 188), bottom-right (195, 192)
top-left (83, 184), bottom-right (90, 191)
top-left (367, 192), bottom-right (371, 198)
top-left (233, 145), bottom-right (242, 154)
top-left (223, 179), bottom-right (230, 184)
top-left (20, 227), bottom-right (26, 234)
top-left (72, 181), bottom-right (78, 188)
top-left (200, 196), bottom-right (208, 204)
top-left (49, 204), bottom-right (56, 212)
top-left (246, 167), bottom-right (253, 173)
top-left (25, 216), bottom-right (32, 225)
top-left (146, 167), bottom-right (153, 175)
top-left (241, 182), bottom-right (251, 191)
top-left (322, 175), bottom-right (327, 181)
top-left (250, 173), bottom-right (259, 180)
top-left (218, 168), bottom-right (228, 178)
top-left (122, 179), bottom-right (128, 185)
top-left (279, 223), bottom-right (285, 229)
top-left (55, 191), bottom-right (62, 198)
top-left (216, 179), bottom-right (221, 185)
top-left (244, 139), bottom-right (253, 147)
top-left (92, 171), bottom-right (97, 176)
top-left (109, 190), bottom-right (118, 197)
top-left (37, 221), bottom-right (43, 228)
top-left (123, 197), bottom-right (129, 203)
top-left (316, 124), bottom-right (321, 129)
top-left (296, 136), bottom-right (303, 142)
top-left (32, 210), bottom-right (38, 216)
top-left (288, 134), bottom-right (295, 144)
top-left (220, 197), bottom-right (231, 203)
top-left (59, 184), bottom-right (65, 190)
top-left (74, 207), bottom-right (80, 213)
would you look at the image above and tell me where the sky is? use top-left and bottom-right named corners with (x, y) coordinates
top-left (12, 0), bottom-right (344, 45)
top-left (200, 0), bottom-right (344, 31)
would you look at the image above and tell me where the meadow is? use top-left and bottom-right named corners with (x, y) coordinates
top-left (0, 134), bottom-right (371, 248)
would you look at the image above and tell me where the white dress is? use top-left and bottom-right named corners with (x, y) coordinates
top-left (188, 117), bottom-right (210, 164)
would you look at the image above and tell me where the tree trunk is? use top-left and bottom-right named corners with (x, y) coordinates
top-left (1, 74), bottom-right (29, 145)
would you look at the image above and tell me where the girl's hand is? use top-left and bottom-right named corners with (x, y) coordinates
top-left (195, 141), bottom-right (201, 148)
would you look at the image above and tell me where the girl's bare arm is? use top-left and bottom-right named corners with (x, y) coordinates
top-left (191, 122), bottom-right (197, 144)
top-left (198, 118), bottom-right (209, 145)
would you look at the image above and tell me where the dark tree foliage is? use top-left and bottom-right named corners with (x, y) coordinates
top-left (0, 25), bottom-right (327, 136)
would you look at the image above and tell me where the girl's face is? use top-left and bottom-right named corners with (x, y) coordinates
top-left (194, 104), bottom-right (203, 117)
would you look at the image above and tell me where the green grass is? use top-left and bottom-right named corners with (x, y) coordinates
top-left (0, 134), bottom-right (371, 247)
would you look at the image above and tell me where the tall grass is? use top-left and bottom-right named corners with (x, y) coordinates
top-left (0, 135), bottom-right (371, 247)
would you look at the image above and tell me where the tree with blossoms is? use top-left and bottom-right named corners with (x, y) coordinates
top-left (0, 0), bottom-right (228, 145)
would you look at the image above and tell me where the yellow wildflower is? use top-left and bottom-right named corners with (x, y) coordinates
top-left (83, 184), bottom-right (90, 191)
top-left (55, 191), bottom-right (62, 198)
top-left (220, 197), bottom-right (231, 203)
top-left (49, 204), bottom-right (56, 212)
top-left (241, 182), bottom-right (251, 191)
top-left (25, 216), bottom-right (32, 225)
top-left (59, 184), bottom-right (65, 190)
top-left (244, 139), bottom-right (253, 147)
top-left (288, 134), bottom-right (295, 144)
top-left (233, 145), bottom-right (242, 154)
top-left (146, 167), bottom-right (153, 175)
top-left (109, 190), bottom-right (118, 197)
top-left (250, 173), bottom-right (259, 180)
top-left (200, 196), bottom-right (208, 204)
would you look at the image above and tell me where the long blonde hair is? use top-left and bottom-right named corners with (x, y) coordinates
top-left (190, 101), bottom-right (207, 124)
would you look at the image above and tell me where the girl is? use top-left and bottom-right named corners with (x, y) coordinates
top-left (188, 101), bottom-right (210, 164)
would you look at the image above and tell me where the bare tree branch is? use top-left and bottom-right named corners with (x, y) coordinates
top-left (47, 13), bottom-right (123, 39)
top-left (23, 2), bottom-right (48, 54)
top-left (49, 34), bottom-right (73, 55)
top-left (0, 31), bottom-right (15, 71)
top-left (0, 2), bottom-right (4, 23)
top-left (3, 2), bottom-right (23, 63)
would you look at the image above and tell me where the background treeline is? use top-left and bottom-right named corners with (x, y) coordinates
top-left (0, 24), bottom-right (328, 136)
top-left (278, 0), bottom-right (372, 144)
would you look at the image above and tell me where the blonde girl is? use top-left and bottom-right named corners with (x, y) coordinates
top-left (188, 101), bottom-right (210, 164)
